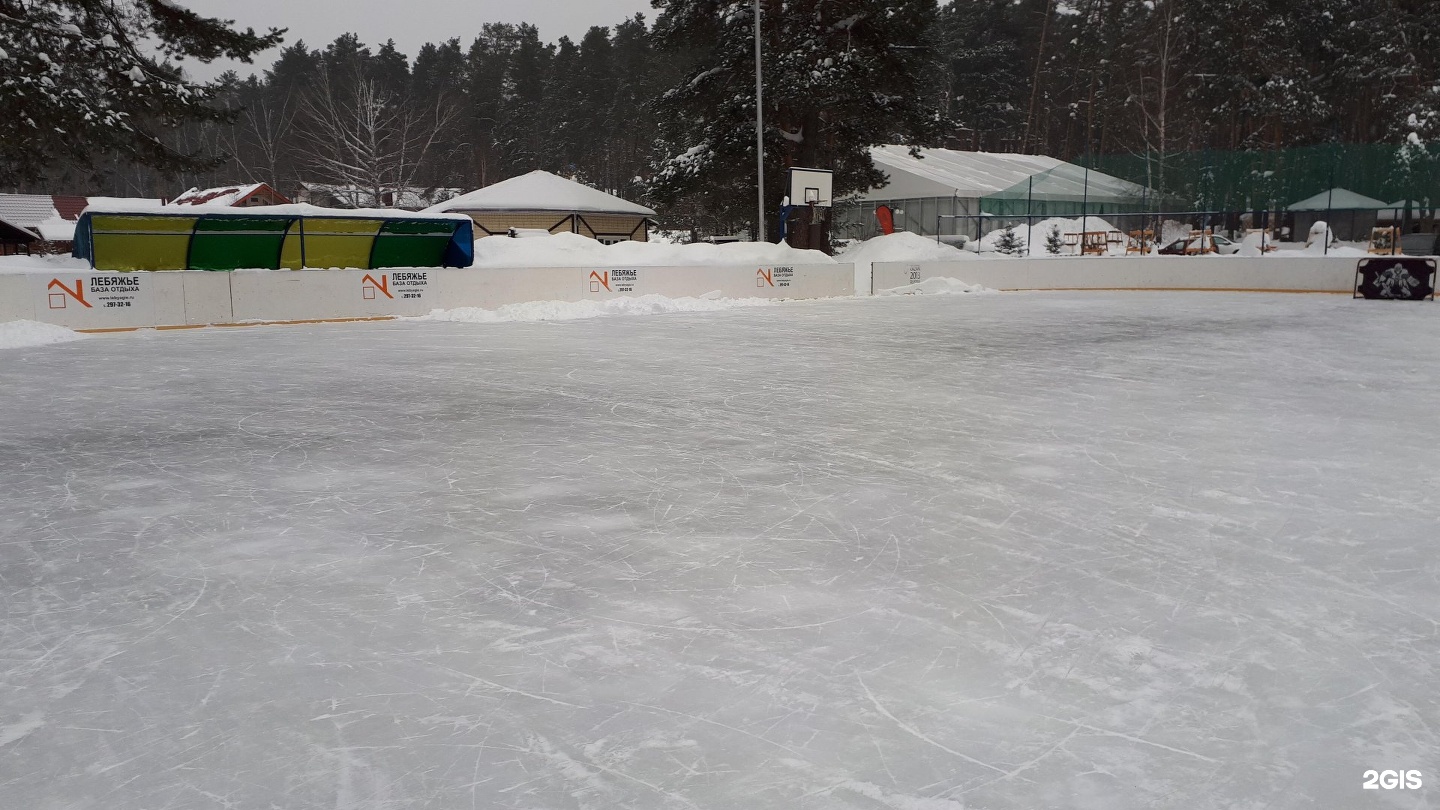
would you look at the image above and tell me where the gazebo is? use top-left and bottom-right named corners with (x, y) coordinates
top-left (426, 171), bottom-right (655, 243)
top-left (1286, 188), bottom-right (1389, 242)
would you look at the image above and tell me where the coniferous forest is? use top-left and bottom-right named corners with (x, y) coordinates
top-left (6, 0), bottom-right (1440, 235)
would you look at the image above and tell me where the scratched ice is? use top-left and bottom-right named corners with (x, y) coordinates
top-left (1, 292), bottom-right (1436, 809)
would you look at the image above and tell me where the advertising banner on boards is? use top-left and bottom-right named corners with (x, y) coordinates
top-left (31, 272), bottom-right (156, 329)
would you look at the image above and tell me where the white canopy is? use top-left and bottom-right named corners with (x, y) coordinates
top-left (1287, 188), bottom-right (1389, 211)
top-left (428, 170), bottom-right (655, 217)
top-left (858, 146), bottom-right (1147, 203)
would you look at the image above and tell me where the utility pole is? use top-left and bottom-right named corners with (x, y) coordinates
top-left (753, 0), bottom-right (766, 242)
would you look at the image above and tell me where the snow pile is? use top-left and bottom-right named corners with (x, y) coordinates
top-left (1237, 231), bottom-right (1267, 257)
top-left (0, 320), bottom-right (86, 350)
top-left (1159, 219), bottom-right (1196, 247)
top-left (418, 294), bottom-right (774, 324)
top-left (1303, 221), bottom-right (1335, 254)
top-left (981, 216), bottom-right (1121, 254)
top-left (836, 231), bottom-right (986, 294)
top-left (877, 277), bottom-right (993, 297)
top-left (470, 232), bottom-right (833, 268)
top-left (838, 231), bottom-right (982, 265)
top-left (0, 253), bottom-right (90, 274)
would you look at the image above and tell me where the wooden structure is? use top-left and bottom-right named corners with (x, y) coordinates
top-left (1184, 230), bottom-right (1219, 255)
top-left (1064, 230), bottom-right (1124, 255)
top-left (1126, 229), bottom-right (1155, 254)
top-left (0, 218), bottom-right (37, 256)
top-left (1368, 226), bottom-right (1403, 255)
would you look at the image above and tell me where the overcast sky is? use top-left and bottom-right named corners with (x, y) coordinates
top-left (177, 0), bottom-right (656, 80)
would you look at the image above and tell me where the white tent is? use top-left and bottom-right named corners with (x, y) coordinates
top-left (841, 147), bottom-right (1150, 239)
top-left (427, 171), bottom-right (655, 217)
top-left (863, 146), bottom-right (1146, 203)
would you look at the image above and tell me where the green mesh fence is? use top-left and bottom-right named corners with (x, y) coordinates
top-left (1072, 144), bottom-right (1440, 212)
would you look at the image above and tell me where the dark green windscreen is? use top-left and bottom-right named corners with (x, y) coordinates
top-left (370, 219), bottom-right (458, 268)
top-left (188, 216), bottom-right (293, 271)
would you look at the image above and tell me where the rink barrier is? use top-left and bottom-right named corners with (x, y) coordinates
top-left (4, 263), bottom-right (853, 332)
top-left (871, 256), bottom-right (1360, 294)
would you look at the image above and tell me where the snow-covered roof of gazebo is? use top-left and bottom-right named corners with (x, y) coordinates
top-left (1286, 188), bottom-right (1389, 211)
top-left (427, 170), bottom-right (655, 217)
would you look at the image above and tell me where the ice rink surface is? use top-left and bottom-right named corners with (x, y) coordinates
top-left (1, 292), bottom-right (1437, 809)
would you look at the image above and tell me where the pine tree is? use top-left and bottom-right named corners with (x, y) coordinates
top-left (1045, 224), bottom-right (1065, 254)
top-left (0, 0), bottom-right (283, 185)
top-left (648, 0), bottom-right (949, 238)
top-left (994, 225), bottom-right (1024, 255)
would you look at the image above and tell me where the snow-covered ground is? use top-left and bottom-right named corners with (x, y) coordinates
top-left (418, 293), bottom-right (775, 323)
top-left (837, 231), bottom-right (989, 293)
top-left (2, 292), bottom-right (1435, 809)
top-left (0, 319), bottom-right (86, 350)
top-left (472, 231), bottom-right (834, 268)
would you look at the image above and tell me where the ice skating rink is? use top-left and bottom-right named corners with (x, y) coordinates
top-left (1, 292), bottom-right (1436, 809)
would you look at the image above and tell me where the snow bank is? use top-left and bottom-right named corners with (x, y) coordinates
top-left (835, 231), bottom-right (987, 294)
top-left (0, 253), bottom-right (90, 274)
top-left (470, 232), bottom-right (833, 268)
top-left (1237, 231), bottom-right (1267, 257)
top-left (838, 231), bottom-right (982, 265)
top-left (417, 293), bottom-right (774, 324)
top-left (877, 277), bottom-right (993, 297)
top-left (0, 320), bottom-right (86, 350)
top-left (981, 216), bottom-right (1121, 254)
top-left (1302, 221), bottom-right (1336, 255)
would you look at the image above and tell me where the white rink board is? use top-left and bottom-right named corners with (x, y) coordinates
top-left (229, 269), bottom-right (438, 322)
top-left (873, 256), bottom-right (1361, 293)
top-left (7, 264), bottom-right (853, 330)
top-left (0, 275), bottom-right (30, 323)
top-left (436, 264), bottom-right (852, 308)
top-left (25, 271), bottom-right (159, 329)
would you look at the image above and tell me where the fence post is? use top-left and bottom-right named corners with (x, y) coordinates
top-left (1026, 176), bottom-right (1034, 257)
top-left (1324, 185), bottom-right (1334, 256)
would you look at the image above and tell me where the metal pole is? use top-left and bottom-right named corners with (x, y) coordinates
top-left (1080, 165), bottom-right (1089, 254)
top-left (1324, 170), bottom-right (1334, 256)
top-left (1026, 175), bottom-right (1033, 256)
top-left (753, 0), bottom-right (765, 242)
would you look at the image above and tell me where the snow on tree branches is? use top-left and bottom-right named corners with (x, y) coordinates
top-left (0, 0), bottom-right (283, 184)
top-left (647, 0), bottom-right (949, 239)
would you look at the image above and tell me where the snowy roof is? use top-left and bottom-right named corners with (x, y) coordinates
top-left (428, 171), bottom-right (655, 217)
top-left (1378, 200), bottom-right (1428, 219)
top-left (35, 216), bottom-right (76, 241)
top-left (0, 194), bottom-right (62, 229)
top-left (0, 218), bottom-right (38, 243)
top-left (1287, 188), bottom-right (1389, 211)
top-left (858, 147), bottom-right (1147, 203)
top-left (169, 183), bottom-right (289, 207)
top-left (81, 200), bottom-right (472, 222)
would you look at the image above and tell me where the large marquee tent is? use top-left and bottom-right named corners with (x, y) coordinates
top-left (72, 204), bottom-right (475, 272)
top-left (839, 146), bottom-right (1152, 240)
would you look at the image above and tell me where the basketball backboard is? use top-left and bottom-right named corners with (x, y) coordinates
top-left (788, 167), bottom-right (833, 208)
